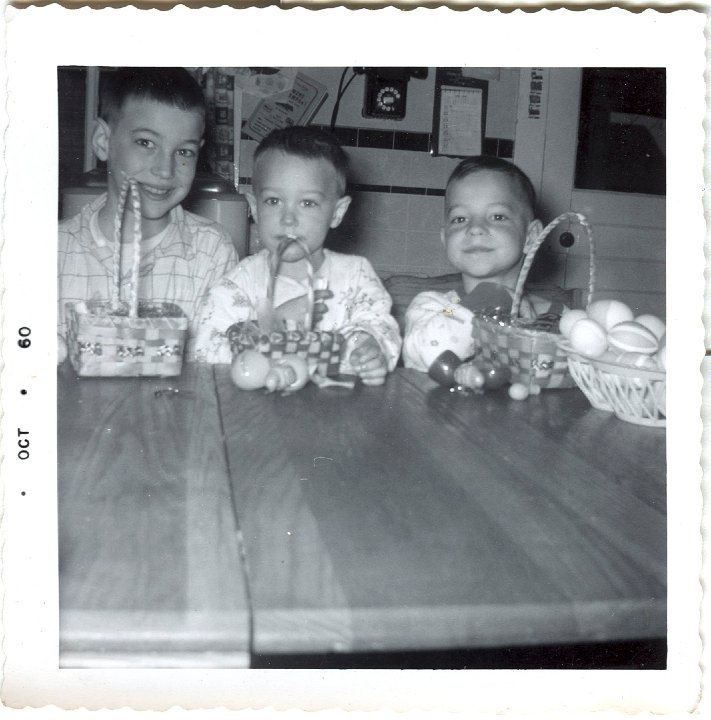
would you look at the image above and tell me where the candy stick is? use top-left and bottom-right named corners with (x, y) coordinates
top-left (127, 179), bottom-right (142, 318)
top-left (112, 178), bottom-right (130, 311)
top-left (266, 237), bottom-right (314, 331)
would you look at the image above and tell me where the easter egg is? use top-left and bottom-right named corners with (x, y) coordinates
top-left (482, 363), bottom-right (512, 390)
top-left (453, 362), bottom-right (485, 390)
top-left (635, 314), bottom-right (666, 341)
top-left (559, 308), bottom-right (588, 339)
top-left (230, 350), bottom-right (271, 390)
top-left (57, 334), bottom-right (68, 365)
top-left (569, 318), bottom-right (608, 357)
top-left (607, 321), bottom-right (658, 355)
top-left (587, 299), bottom-right (634, 331)
top-left (428, 350), bottom-right (462, 388)
top-left (265, 364), bottom-right (295, 393)
top-left (281, 355), bottom-right (310, 391)
top-left (508, 382), bottom-right (530, 401)
top-left (656, 345), bottom-right (667, 371)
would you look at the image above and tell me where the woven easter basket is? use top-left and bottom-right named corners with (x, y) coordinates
top-left (66, 179), bottom-right (188, 377)
top-left (227, 239), bottom-right (345, 377)
top-left (559, 345), bottom-right (666, 427)
top-left (471, 212), bottom-right (595, 391)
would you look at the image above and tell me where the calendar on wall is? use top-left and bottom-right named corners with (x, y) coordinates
top-left (432, 69), bottom-right (488, 158)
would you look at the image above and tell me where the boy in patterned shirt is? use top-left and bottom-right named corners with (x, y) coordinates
top-left (58, 67), bottom-right (236, 346)
top-left (193, 126), bottom-right (401, 385)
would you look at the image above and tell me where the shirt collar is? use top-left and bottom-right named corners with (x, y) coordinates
top-left (87, 196), bottom-right (193, 261)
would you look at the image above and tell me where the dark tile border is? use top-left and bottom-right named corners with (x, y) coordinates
top-left (239, 176), bottom-right (445, 198)
top-left (307, 123), bottom-right (513, 159)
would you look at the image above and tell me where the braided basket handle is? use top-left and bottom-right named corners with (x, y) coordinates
top-left (262, 237), bottom-right (315, 332)
top-left (511, 211), bottom-right (595, 319)
top-left (111, 177), bottom-right (143, 317)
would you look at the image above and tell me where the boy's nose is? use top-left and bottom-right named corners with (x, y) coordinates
top-left (467, 218), bottom-right (487, 235)
top-left (151, 151), bottom-right (174, 180)
top-left (281, 206), bottom-right (297, 226)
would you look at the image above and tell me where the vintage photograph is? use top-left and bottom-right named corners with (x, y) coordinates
top-left (56, 65), bottom-right (666, 669)
top-left (2, 6), bottom-right (705, 714)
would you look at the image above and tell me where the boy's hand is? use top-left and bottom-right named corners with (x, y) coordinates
top-left (348, 333), bottom-right (388, 386)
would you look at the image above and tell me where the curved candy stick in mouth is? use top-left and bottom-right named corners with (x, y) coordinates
top-left (261, 237), bottom-right (315, 332)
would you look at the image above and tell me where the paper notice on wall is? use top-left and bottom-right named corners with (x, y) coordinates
top-left (244, 72), bottom-right (328, 142)
top-left (438, 85), bottom-right (484, 157)
top-left (229, 67), bottom-right (297, 98)
top-left (528, 68), bottom-right (546, 120)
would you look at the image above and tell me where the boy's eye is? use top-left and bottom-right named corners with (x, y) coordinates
top-left (136, 138), bottom-right (155, 149)
top-left (450, 216), bottom-right (467, 225)
top-left (301, 199), bottom-right (318, 208)
top-left (264, 197), bottom-right (281, 206)
top-left (177, 148), bottom-right (197, 159)
top-left (491, 213), bottom-right (508, 221)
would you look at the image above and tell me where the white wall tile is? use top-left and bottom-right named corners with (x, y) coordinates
top-left (409, 154), bottom-right (458, 190)
top-left (348, 147), bottom-right (411, 187)
top-left (407, 195), bottom-right (445, 233)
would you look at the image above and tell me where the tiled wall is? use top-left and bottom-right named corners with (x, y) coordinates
top-left (238, 124), bottom-right (515, 277)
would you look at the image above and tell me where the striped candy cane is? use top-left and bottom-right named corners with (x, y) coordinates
top-left (111, 177), bottom-right (143, 316)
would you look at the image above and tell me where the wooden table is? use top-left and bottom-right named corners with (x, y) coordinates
top-left (57, 364), bottom-right (250, 668)
top-left (58, 363), bottom-right (666, 666)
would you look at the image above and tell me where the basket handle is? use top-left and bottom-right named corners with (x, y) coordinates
top-left (260, 237), bottom-right (315, 332)
top-left (512, 211), bottom-right (595, 319)
top-left (111, 177), bottom-right (142, 318)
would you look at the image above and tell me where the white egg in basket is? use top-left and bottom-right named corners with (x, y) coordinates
top-left (635, 313), bottom-right (666, 341)
top-left (569, 318), bottom-right (607, 357)
top-left (607, 321), bottom-right (659, 355)
top-left (587, 299), bottom-right (634, 331)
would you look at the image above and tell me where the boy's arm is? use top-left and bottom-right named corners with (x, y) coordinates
top-left (402, 291), bottom-right (477, 373)
top-left (339, 260), bottom-right (402, 372)
top-left (193, 228), bottom-right (238, 315)
top-left (190, 268), bottom-right (256, 364)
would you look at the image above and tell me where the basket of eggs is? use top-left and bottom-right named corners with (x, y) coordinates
top-left (558, 300), bottom-right (666, 427)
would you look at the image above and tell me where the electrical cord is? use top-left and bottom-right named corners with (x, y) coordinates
top-left (330, 67), bottom-right (358, 132)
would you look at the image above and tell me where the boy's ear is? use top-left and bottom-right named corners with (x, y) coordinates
top-left (91, 118), bottom-right (111, 162)
top-left (523, 218), bottom-right (544, 255)
top-left (329, 195), bottom-right (352, 228)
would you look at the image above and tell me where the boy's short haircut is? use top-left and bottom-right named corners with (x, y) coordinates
top-left (447, 156), bottom-right (537, 216)
top-left (100, 67), bottom-right (206, 125)
top-left (253, 126), bottom-right (349, 197)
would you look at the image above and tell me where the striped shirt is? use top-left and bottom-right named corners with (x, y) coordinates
top-left (58, 193), bottom-right (237, 339)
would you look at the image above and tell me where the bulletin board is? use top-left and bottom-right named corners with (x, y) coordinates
top-left (431, 68), bottom-right (488, 158)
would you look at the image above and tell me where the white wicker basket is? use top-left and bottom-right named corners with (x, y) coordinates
top-left (561, 344), bottom-right (666, 428)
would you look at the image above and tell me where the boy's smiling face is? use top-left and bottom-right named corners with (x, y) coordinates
top-left (93, 97), bottom-right (204, 238)
top-left (441, 170), bottom-right (542, 293)
top-left (247, 150), bottom-right (350, 272)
